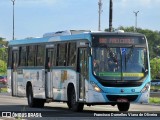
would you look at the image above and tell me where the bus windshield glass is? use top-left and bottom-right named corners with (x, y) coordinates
top-left (92, 35), bottom-right (148, 81)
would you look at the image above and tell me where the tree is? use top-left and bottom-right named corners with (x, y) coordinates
top-left (0, 37), bottom-right (7, 75)
top-left (0, 60), bottom-right (7, 75)
top-left (150, 58), bottom-right (160, 79)
top-left (0, 48), bottom-right (7, 62)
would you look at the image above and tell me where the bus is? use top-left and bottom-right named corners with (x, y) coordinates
top-left (7, 30), bottom-right (151, 112)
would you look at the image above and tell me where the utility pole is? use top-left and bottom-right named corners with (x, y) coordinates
top-left (109, 0), bottom-right (113, 32)
top-left (98, 0), bottom-right (103, 31)
top-left (133, 11), bottom-right (139, 32)
top-left (11, 0), bottom-right (15, 40)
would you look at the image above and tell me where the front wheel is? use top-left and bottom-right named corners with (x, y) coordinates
top-left (27, 86), bottom-right (45, 108)
top-left (27, 85), bottom-right (36, 107)
top-left (117, 102), bottom-right (130, 111)
top-left (69, 88), bottom-right (84, 112)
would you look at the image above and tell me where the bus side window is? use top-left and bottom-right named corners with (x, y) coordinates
top-left (46, 49), bottom-right (54, 68)
top-left (57, 43), bottom-right (67, 66)
top-left (36, 45), bottom-right (45, 66)
top-left (28, 46), bottom-right (35, 66)
top-left (8, 47), bottom-right (12, 68)
top-left (19, 46), bottom-right (27, 66)
top-left (68, 42), bottom-right (76, 67)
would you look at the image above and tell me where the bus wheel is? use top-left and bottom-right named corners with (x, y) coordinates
top-left (70, 88), bottom-right (84, 112)
top-left (117, 102), bottom-right (130, 111)
top-left (27, 86), bottom-right (45, 108)
top-left (67, 101), bottom-right (72, 109)
top-left (27, 85), bottom-right (36, 107)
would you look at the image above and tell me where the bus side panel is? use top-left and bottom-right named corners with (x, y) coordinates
top-left (52, 69), bottom-right (66, 101)
top-left (17, 69), bottom-right (26, 97)
top-left (24, 69), bottom-right (46, 99)
top-left (52, 69), bottom-right (77, 101)
top-left (7, 69), bottom-right (12, 94)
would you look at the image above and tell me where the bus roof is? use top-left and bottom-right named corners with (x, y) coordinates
top-left (8, 33), bottom-right (91, 46)
top-left (8, 31), bottom-right (145, 46)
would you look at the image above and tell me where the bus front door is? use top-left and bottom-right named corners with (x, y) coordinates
top-left (12, 50), bottom-right (19, 96)
top-left (78, 48), bottom-right (88, 101)
top-left (45, 48), bottom-right (54, 98)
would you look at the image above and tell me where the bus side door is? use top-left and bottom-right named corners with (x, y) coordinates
top-left (12, 50), bottom-right (19, 96)
top-left (45, 48), bottom-right (54, 98)
top-left (78, 48), bottom-right (88, 101)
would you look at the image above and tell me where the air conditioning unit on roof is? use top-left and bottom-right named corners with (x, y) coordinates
top-left (43, 30), bottom-right (91, 37)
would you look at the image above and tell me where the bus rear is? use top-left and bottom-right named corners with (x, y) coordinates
top-left (87, 32), bottom-right (150, 111)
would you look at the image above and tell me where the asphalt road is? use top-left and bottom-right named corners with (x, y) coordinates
top-left (0, 93), bottom-right (160, 120)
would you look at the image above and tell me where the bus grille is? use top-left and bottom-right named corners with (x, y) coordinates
top-left (107, 95), bottom-right (138, 102)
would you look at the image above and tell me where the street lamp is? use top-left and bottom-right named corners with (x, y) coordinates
top-left (11, 0), bottom-right (15, 40)
top-left (133, 11), bottom-right (139, 32)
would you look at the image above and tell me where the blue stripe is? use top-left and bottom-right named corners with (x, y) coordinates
top-left (8, 33), bottom-right (91, 46)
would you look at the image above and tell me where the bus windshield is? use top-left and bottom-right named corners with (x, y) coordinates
top-left (92, 46), bottom-right (148, 81)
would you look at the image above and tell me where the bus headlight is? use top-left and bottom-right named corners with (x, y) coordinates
top-left (141, 83), bottom-right (150, 93)
top-left (91, 82), bottom-right (102, 92)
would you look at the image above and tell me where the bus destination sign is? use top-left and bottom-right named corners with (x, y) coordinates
top-left (92, 35), bottom-right (146, 46)
top-left (99, 38), bottom-right (134, 44)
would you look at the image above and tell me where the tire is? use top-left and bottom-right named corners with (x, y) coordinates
top-left (27, 86), bottom-right (45, 108)
top-left (67, 101), bottom-right (72, 109)
top-left (117, 102), bottom-right (130, 111)
top-left (70, 88), bottom-right (84, 112)
top-left (27, 85), bottom-right (35, 107)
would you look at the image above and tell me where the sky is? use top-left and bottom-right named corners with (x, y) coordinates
top-left (0, 0), bottom-right (160, 40)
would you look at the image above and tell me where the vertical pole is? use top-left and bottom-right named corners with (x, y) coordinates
top-left (134, 11), bottom-right (139, 32)
top-left (13, 1), bottom-right (15, 40)
top-left (109, 0), bottom-right (113, 32)
top-left (11, 0), bottom-right (15, 40)
top-left (98, 0), bottom-right (102, 31)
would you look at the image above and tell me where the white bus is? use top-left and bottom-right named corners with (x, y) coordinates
top-left (7, 30), bottom-right (151, 111)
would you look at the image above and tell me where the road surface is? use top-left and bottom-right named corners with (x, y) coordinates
top-left (0, 93), bottom-right (160, 120)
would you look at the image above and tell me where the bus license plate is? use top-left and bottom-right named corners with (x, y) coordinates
top-left (117, 98), bottom-right (128, 102)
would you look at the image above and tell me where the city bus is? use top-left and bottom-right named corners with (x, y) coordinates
top-left (7, 30), bottom-right (151, 112)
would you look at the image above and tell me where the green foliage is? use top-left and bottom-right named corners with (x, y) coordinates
top-left (0, 60), bottom-right (7, 75)
top-left (0, 38), bottom-right (7, 75)
top-left (0, 37), bottom-right (8, 46)
top-left (0, 48), bottom-right (7, 62)
top-left (150, 58), bottom-right (160, 79)
top-left (150, 97), bottom-right (160, 104)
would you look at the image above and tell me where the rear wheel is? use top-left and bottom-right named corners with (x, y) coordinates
top-left (69, 88), bottom-right (84, 112)
top-left (117, 102), bottom-right (130, 111)
top-left (27, 86), bottom-right (45, 108)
